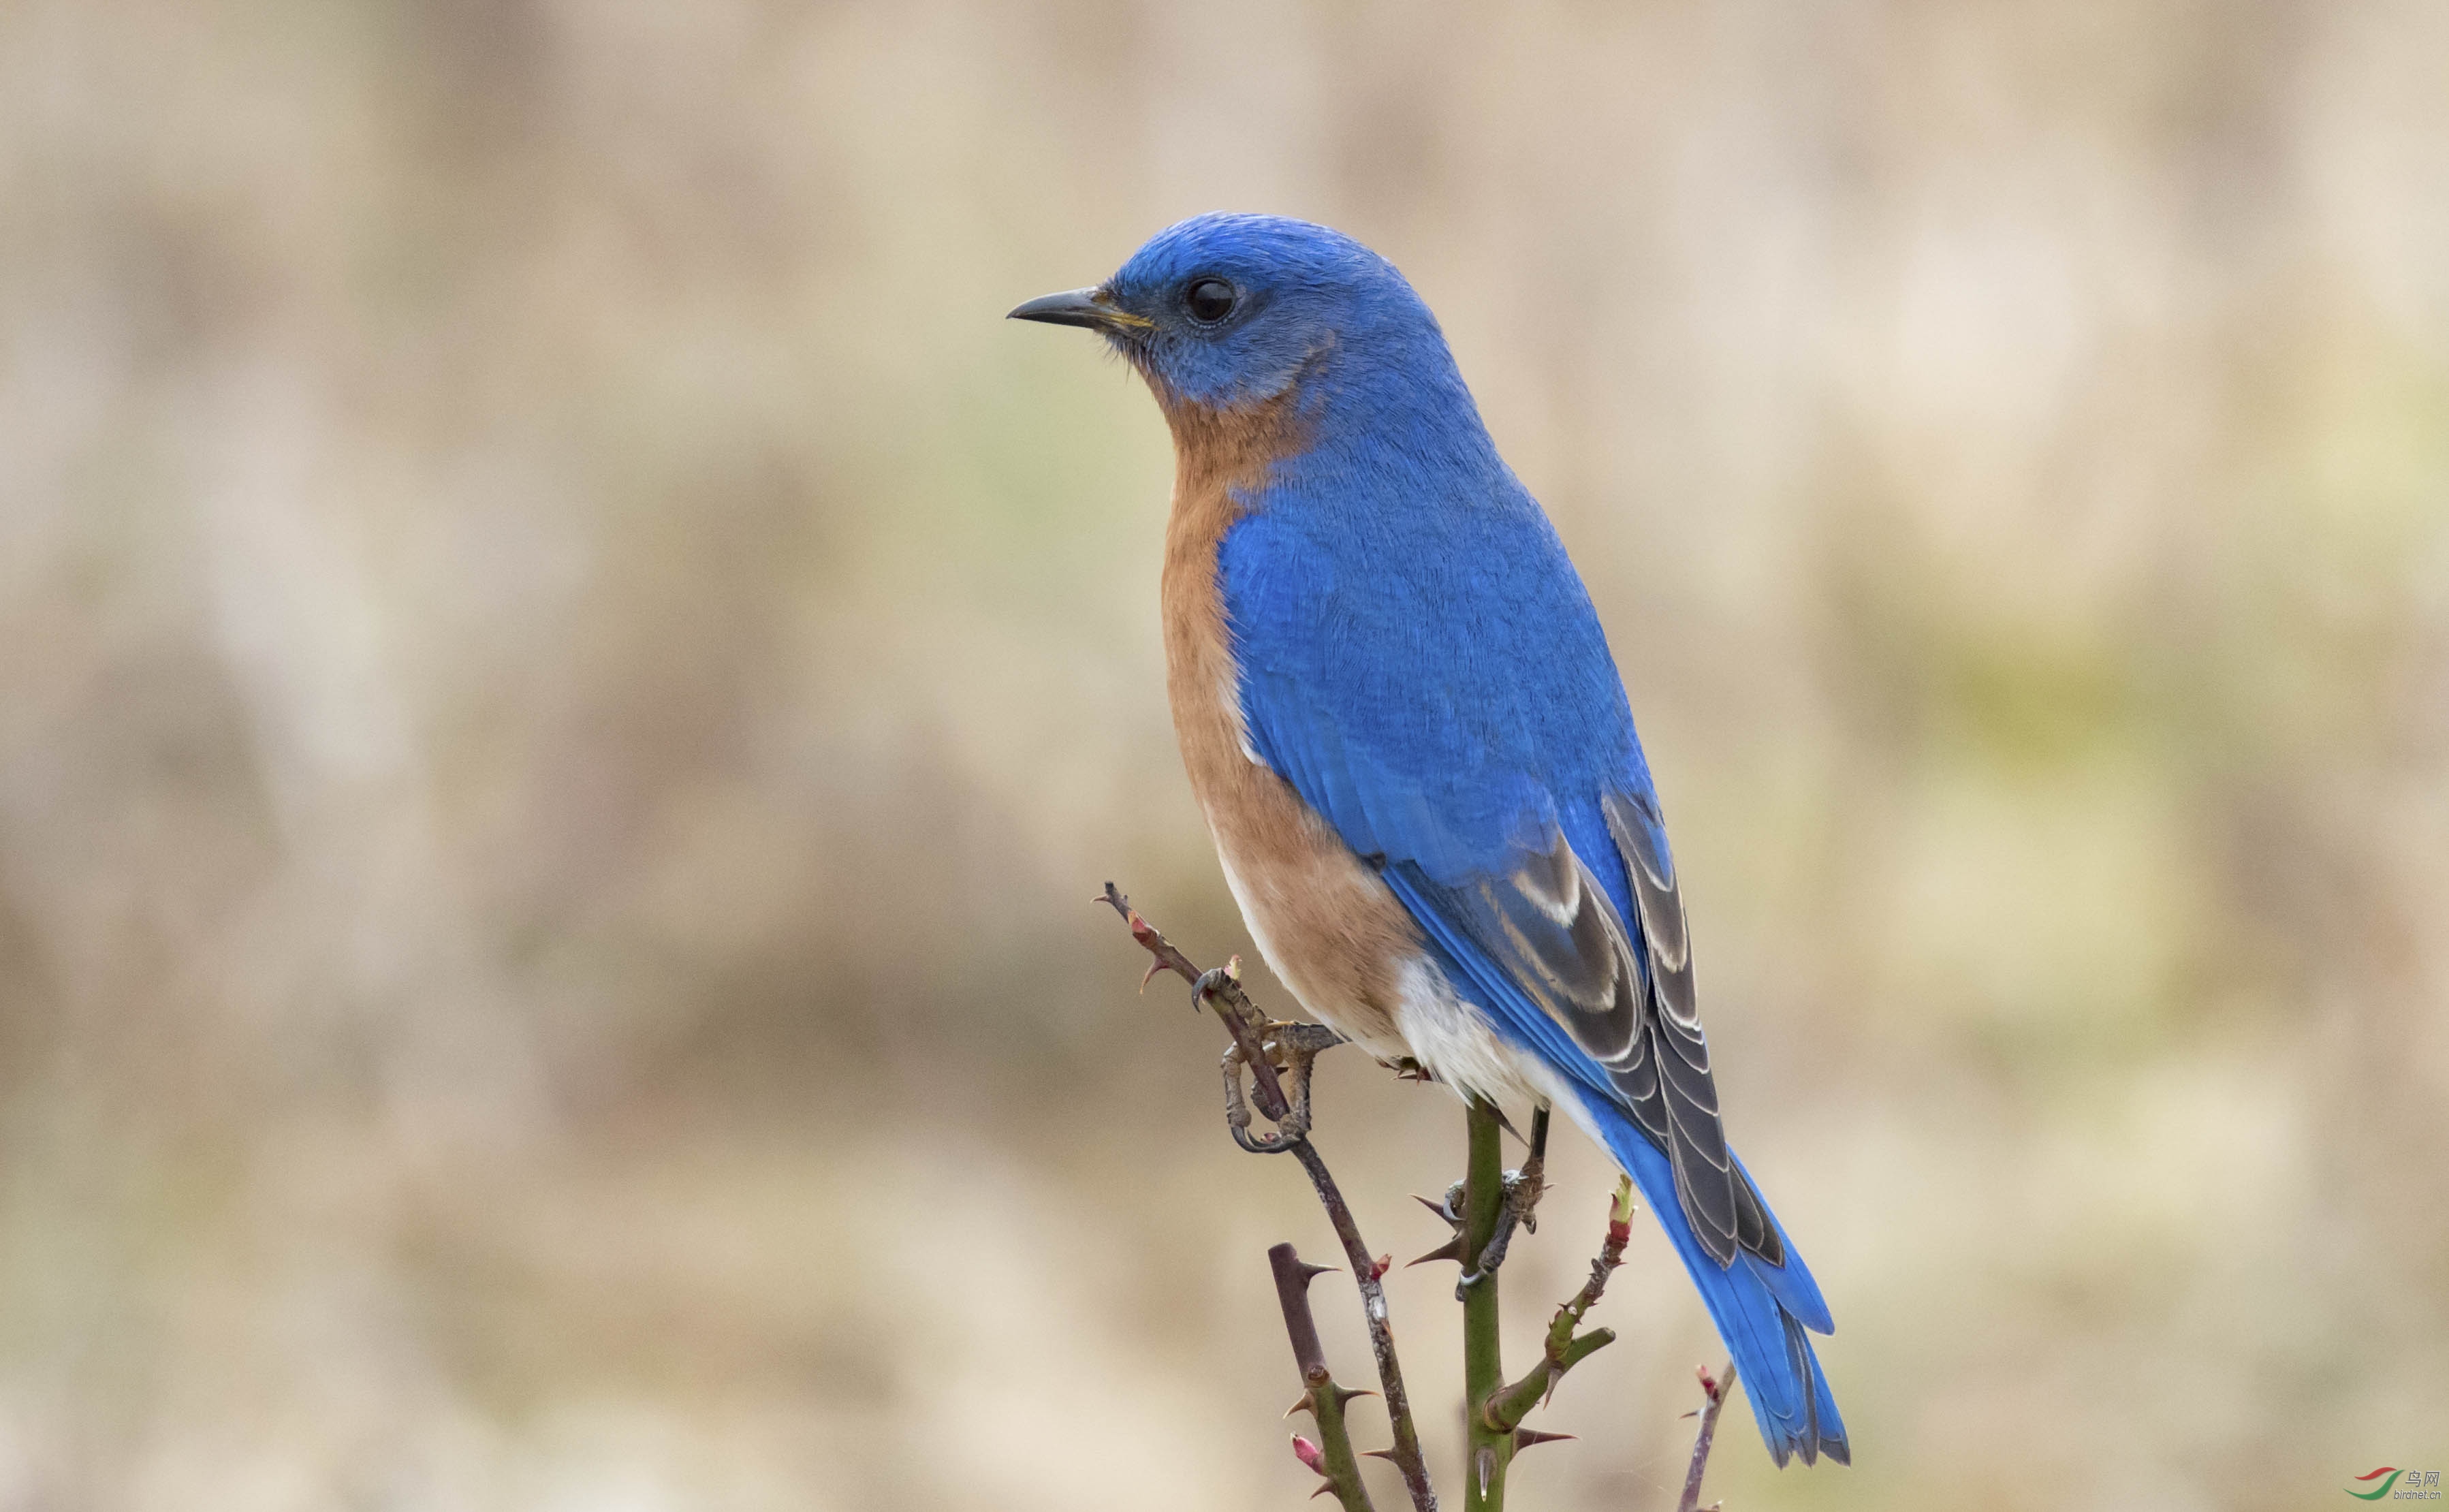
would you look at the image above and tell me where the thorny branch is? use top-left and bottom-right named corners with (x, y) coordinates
top-left (1481, 1174), bottom-right (1634, 1434)
top-left (1101, 883), bottom-right (1735, 1511)
top-left (1271, 1243), bottom-right (1378, 1512)
top-left (1458, 1098), bottom-right (1513, 1509)
top-left (1101, 885), bottom-right (1436, 1512)
top-left (1675, 1363), bottom-right (1735, 1512)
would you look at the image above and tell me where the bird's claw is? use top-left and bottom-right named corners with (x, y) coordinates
top-left (1220, 1019), bottom-right (1344, 1154)
top-left (1189, 964), bottom-right (1237, 1015)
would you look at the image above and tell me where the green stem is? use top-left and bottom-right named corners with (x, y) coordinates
top-left (1483, 1176), bottom-right (1632, 1433)
top-left (1270, 1243), bottom-right (1378, 1511)
top-left (1301, 1373), bottom-right (1375, 1512)
top-left (1459, 1097), bottom-right (1510, 1509)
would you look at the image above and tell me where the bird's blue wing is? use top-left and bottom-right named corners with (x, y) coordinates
top-left (1220, 487), bottom-right (1846, 1463)
top-left (1220, 491), bottom-right (1769, 1265)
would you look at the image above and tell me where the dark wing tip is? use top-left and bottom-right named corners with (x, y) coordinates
top-left (1733, 1164), bottom-right (1784, 1265)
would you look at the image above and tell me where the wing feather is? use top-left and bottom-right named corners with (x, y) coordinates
top-left (1395, 793), bottom-right (1755, 1266)
top-left (1603, 791), bottom-right (1782, 1267)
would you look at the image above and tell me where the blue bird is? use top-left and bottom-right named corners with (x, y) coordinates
top-left (1012, 214), bottom-right (1848, 1468)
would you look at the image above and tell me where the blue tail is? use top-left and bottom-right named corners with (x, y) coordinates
top-left (1580, 1091), bottom-right (1849, 1466)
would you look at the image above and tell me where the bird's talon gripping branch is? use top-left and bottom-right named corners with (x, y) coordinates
top-left (1506, 1162), bottom-right (1547, 1238)
top-left (1220, 1041), bottom-right (1304, 1154)
top-left (1263, 1020), bottom-right (1344, 1066)
top-left (1471, 1107), bottom-right (1552, 1278)
top-left (1220, 1018), bottom-right (1344, 1153)
top-left (1190, 964), bottom-right (1237, 1013)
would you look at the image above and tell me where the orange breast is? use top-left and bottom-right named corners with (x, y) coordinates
top-left (1156, 394), bottom-right (1415, 1053)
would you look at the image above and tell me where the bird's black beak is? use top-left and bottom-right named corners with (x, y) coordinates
top-left (1006, 287), bottom-right (1150, 334)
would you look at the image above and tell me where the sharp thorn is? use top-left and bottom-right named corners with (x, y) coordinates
top-left (1411, 1193), bottom-right (1462, 1227)
top-left (1309, 1485), bottom-right (1336, 1500)
top-left (1513, 1428), bottom-right (1576, 1451)
top-left (1295, 1259), bottom-right (1337, 1282)
top-left (1361, 1449), bottom-right (1402, 1464)
top-left (1286, 1395), bottom-right (1315, 1419)
top-left (1406, 1236), bottom-right (1466, 1267)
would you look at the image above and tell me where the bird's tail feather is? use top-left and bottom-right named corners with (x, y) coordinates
top-left (1579, 1090), bottom-right (1850, 1467)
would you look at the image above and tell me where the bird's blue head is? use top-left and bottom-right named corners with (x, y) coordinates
top-left (1010, 214), bottom-right (1466, 424)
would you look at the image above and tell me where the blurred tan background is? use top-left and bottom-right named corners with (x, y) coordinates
top-left (1, 1), bottom-right (2444, 1508)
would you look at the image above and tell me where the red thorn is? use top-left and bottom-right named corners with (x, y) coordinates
top-left (1368, 1253), bottom-right (1392, 1281)
top-left (1291, 1435), bottom-right (1325, 1475)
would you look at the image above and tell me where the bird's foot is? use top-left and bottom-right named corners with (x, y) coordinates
top-left (1219, 1020), bottom-right (1344, 1154)
top-left (1259, 1020), bottom-right (1344, 1069)
top-left (1472, 1104), bottom-right (1554, 1276)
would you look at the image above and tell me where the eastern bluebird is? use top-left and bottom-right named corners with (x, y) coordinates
top-left (1013, 214), bottom-right (1847, 1468)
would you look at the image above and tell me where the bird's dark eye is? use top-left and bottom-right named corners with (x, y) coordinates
top-left (1184, 277), bottom-right (1238, 324)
